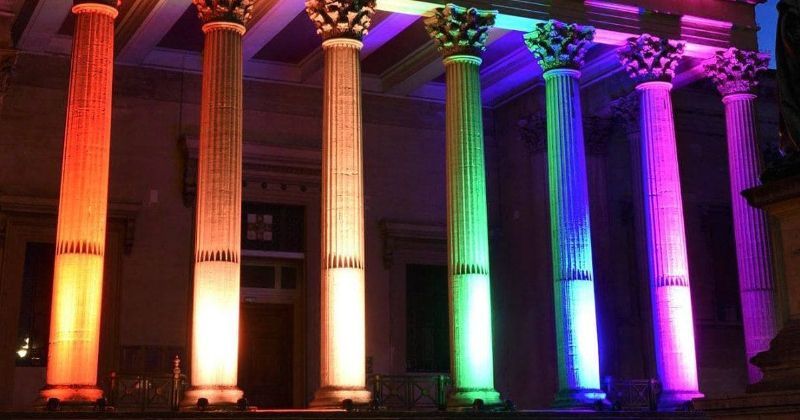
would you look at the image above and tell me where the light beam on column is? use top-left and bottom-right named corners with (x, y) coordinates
top-left (182, 0), bottom-right (253, 408)
top-left (705, 48), bottom-right (779, 384)
top-left (618, 34), bottom-right (703, 409)
top-left (40, 0), bottom-right (118, 406)
top-left (524, 20), bottom-right (605, 407)
top-left (424, 4), bottom-right (502, 409)
top-left (305, 0), bottom-right (374, 407)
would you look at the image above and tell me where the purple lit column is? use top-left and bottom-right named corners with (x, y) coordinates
top-left (705, 48), bottom-right (778, 383)
top-left (524, 20), bottom-right (605, 407)
top-left (618, 35), bottom-right (702, 408)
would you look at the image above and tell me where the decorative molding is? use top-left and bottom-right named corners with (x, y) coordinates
top-left (610, 91), bottom-right (640, 133)
top-left (74, 0), bottom-right (120, 7)
top-left (378, 220), bottom-right (445, 269)
top-left (192, 0), bottom-right (254, 25)
top-left (618, 34), bottom-right (685, 83)
top-left (305, 0), bottom-right (376, 40)
top-left (517, 111), bottom-right (547, 154)
top-left (424, 3), bottom-right (496, 58)
top-left (705, 47), bottom-right (770, 96)
top-left (523, 20), bottom-right (594, 72)
top-left (0, 195), bottom-right (140, 254)
top-left (181, 136), bottom-right (322, 207)
top-left (584, 115), bottom-right (613, 155)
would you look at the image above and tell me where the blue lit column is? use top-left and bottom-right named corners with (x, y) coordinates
top-left (524, 20), bottom-right (605, 407)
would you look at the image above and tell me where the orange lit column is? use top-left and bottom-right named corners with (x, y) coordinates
top-left (305, 0), bottom-right (375, 407)
top-left (40, 0), bottom-right (118, 406)
top-left (182, 0), bottom-right (252, 408)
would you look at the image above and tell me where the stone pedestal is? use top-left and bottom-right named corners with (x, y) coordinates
top-left (183, 0), bottom-right (252, 408)
top-left (40, 0), bottom-right (118, 406)
top-left (696, 174), bottom-right (800, 418)
top-left (524, 21), bottom-right (605, 407)
top-left (425, 4), bottom-right (501, 409)
top-left (305, 0), bottom-right (374, 407)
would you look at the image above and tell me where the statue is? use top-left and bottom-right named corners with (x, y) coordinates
top-left (777, 0), bottom-right (800, 156)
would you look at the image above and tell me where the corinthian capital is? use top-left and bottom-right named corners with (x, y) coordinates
top-left (523, 20), bottom-right (594, 71)
top-left (74, 0), bottom-right (120, 7)
top-left (705, 48), bottom-right (770, 96)
top-left (424, 3), bottom-right (497, 58)
top-left (305, 0), bottom-right (376, 40)
top-left (193, 0), bottom-right (254, 25)
top-left (618, 34), bottom-right (684, 83)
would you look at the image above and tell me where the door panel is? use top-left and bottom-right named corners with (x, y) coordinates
top-left (238, 303), bottom-right (293, 408)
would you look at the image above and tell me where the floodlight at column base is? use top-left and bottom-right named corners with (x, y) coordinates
top-left (447, 389), bottom-right (502, 410)
top-left (181, 385), bottom-right (243, 409)
top-left (552, 389), bottom-right (608, 409)
top-left (658, 390), bottom-right (704, 411)
top-left (309, 387), bottom-right (371, 408)
top-left (39, 384), bottom-right (103, 407)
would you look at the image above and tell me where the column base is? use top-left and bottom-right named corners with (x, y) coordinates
top-left (657, 390), bottom-right (704, 411)
top-left (552, 389), bottom-right (608, 409)
top-left (39, 384), bottom-right (104, 409)
top-left (180, 385), bottom-right (244, 410)
top-left (446, 388), bottom-right (502, 410)
top-left (309, 387), bottom-right (372, 408)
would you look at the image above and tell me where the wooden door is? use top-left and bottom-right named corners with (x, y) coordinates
top-left (238, 303), bottom-right (293, 408)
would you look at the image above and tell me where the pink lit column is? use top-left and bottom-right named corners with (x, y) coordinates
top-left (618, 35), bottom-right (702, 408)
top-left (40, 0), bottom-right (118, 406)
top-left (183, 0), bottom-right (253, 408)
top-left (305, 0), bottom-right (375, 407)
top-left (705, 48), bottom-right (778, 383)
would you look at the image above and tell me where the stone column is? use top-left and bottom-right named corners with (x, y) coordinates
top-left (523, 20), bottom-right (605, 407)
top-left (425, 4), bottom-right (501, 408)
top-left (183, 0), bottom-right (252, 408)
top-left (618, 34), bottom-right (703, 408)
top-left (40, 0), bottom-right (118, 406)
top-left (305, 0), bottom-right (374, 407)
top-left (705, 48), bottom-right (778, 384)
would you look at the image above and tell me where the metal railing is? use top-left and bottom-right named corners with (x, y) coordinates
top-left (604, 377), bottom-right (660, 411)
top-left (368, 374), bottom-right (449, 410)
top-left (106, 355), bottom-right (185, 411)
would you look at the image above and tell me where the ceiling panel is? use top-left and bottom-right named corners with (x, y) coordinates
top-left (252, 11), bottom-right (318, 64)
top-left (157, 5), bottom-right (203, 52)
top-left (361, 17), bottom-right (428, 75)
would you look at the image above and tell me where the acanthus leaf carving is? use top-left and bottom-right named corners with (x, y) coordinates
top-left (705, 47), bottom-right (770, 96)
top-left (305, 0), bottom-right (376, 40)
top-left (193, 0), bottom-right (254, 26)
top-left (523, 20), bottom-right (594, 72)
top-left (424, 3), bottom-right (497, 58)
top-left (618, 34), bottom-right (684, 83)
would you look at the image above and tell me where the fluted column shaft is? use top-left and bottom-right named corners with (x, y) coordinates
top-left (312, 37), bottom-right (371, 407)
top-left (543, 69), bottom-right (604, 405)
top-left (637, 81), bottom-right (701, 405)
top-left (722, 93), bottom-right (779, 383)
top-left (185, 21), bottom-right (245, 406)
top-left (443, 55), bottom-right (500, 407)
top-left (42, 2), bottom-right (117, 405)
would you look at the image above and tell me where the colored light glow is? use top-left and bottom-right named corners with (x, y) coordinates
top-left (43, 2), bottom-right (117, 404)
top-left (324, 268), bottom-right (366, 387)
top-left (191, 262), bottom-right (240, 386)
top-left (544, 69), bottom-right (603, 405)
top-left (637, 81), bottom-right (702, 405)
top-left (456, 274), bottom-right (494, 387)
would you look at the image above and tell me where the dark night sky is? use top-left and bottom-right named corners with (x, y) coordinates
top-left (756, 0), bottom-right (778, 68)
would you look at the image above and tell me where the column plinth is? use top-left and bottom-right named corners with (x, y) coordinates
top-left (310, 36), bottom-right (370, 408)
top-left (183, 3), bottom-right (250, 406)
top-left (426, 4), bottom-right (500, 409)
top-left (706, 48), bottom-right (778, 384)
top-left (41, 1), bottom-right (117, 407)
top-left (619, 34), bottom-right (703, 409)
top-left (525, 21), bottom-right (605, 408)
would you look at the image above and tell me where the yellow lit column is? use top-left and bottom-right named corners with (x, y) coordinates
top-left (305, 0), bottom-right (375, 407)
top-left (182, 0), bottom-right (253, 408)
top-left (41, 0), bottom-right (118, 406)
top-left (425, 4), bottom-right (502, 409)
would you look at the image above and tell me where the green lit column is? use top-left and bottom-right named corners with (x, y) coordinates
top-left (523, 21), bottom-right (606, 407)
top-left (425, 3), bottom-right (501, 409)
